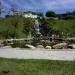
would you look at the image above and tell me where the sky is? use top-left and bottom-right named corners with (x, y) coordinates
top-left (0, 0), bottom-right (75, 14)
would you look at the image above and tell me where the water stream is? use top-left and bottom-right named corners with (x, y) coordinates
top-left (34, 19), bottom-right (41, 35)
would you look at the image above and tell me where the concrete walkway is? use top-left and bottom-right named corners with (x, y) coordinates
top-left (0, 48), bottom-right (75, 61)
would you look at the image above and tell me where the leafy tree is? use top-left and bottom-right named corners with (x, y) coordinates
top-left (40, 18), bottom-right (53, 36)
top-left (46, 11), bottom-right (56, 17)
top-left (23, 18), bottom-right (34, 35)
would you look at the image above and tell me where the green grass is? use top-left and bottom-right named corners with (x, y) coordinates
top-left (0, 58), bottom-right (75, 75)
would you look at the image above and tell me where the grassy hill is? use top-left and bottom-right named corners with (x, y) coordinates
top-left (40, 18), bottom-right (75, 37)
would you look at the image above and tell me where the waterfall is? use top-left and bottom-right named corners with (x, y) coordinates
top-left (34, 19), bottom-right (41, 34)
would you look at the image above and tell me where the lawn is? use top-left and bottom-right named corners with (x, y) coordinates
top-left (0, 58), bottom-right (75, 75)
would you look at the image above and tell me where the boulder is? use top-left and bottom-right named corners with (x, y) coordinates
top-left (68, 44), bottom-right (75, 49)
top-left (45, 46), bottom-right (51, 49)
top-left (2, 46), bottom-right (12, 48)
top-left (25, 44), bottom-right (35, 49)
top-left (0, 44), bottom-right (4, 47)
top-left (0, 40), bottom-right (3, 44)
top-left (52, 43), bottom-right (67, 49)
top-left (37, 45), bottom-right (44, 48)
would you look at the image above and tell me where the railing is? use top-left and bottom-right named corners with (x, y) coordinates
top-left (2, 37), bottom-right (75, 42)
top-left (6, 38), bottom-right (33, 41)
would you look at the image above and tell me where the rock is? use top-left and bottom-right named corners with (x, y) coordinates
top-left (0, 40), bottom-right (2, 43)
top-left (45, 46), bottom-right (51, 49)
top-left (0, 44), bottom-right (4, 47)
top-left (2, 46), bottom-right (12, 48)
top-left (52, 43), bottom-right (67, 49)
top-left (25, 44), bottom-right (35, 49)
top-left (0, 40), bottom-right (4, 47)
top-left (68, 44), bottom-right (75, 49)
top-left (37, 45), bottom-right (44, 48)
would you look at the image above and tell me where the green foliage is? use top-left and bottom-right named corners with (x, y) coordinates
top-left (52, 20), bottom-right (75, 37)
top-left (46, 11), bottom-right (56, 17)
top-left (40, 18), bottom-right (56, 36)
top-left (40, 18), bottom-right (75, 37)
top-left (0, 15), bottom-right (34, 39)
top-left (0, 7), bottom-right (75, 39)
top-left (57, 11), bottom-right (75, 20)
top-left (11, 41), bottom-right (26, 48)
top-left (23, 18), bottom-right (34, 35)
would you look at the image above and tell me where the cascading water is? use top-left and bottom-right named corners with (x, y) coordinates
top-left (34, 19), bottom-right (41, 35)
top-left (33, 19), bottom-right (42, 46)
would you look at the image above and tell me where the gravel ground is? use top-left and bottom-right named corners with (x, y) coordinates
top-left (0, 48), bottom-right (75, 60)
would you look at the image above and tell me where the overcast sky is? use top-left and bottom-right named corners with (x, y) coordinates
top-left (0, 0), bottom-right (75, 13)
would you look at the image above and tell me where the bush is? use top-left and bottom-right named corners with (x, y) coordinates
top-left (11, 41), bottom-right (26, 48)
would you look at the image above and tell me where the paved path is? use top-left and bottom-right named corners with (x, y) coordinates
top-left (0, 48), bottom-right (75, 61)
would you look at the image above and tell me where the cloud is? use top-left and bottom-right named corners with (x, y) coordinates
top-left (41, 0), bottom-right (75, 13)
top-left (0, 0), bottom-right (75, 13)
top-left (42, 0), bottom-right (75, 8)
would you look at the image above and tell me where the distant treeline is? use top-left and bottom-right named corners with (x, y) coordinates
top-left (46, 10), bottom-right (75, 20)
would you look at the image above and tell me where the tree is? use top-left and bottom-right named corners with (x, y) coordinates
top-left (46, 11), bottom-right (56, 17)
top-left (0, 2), bottom-right (4, 17)
top-left (23, 18), bottom-right (34, 35)
top-left (40, 18), bottom-right (52, 36)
